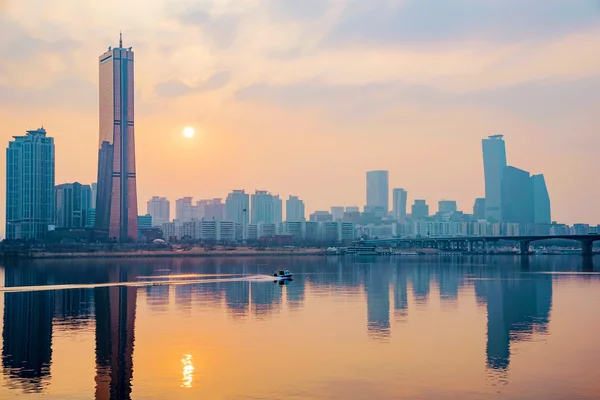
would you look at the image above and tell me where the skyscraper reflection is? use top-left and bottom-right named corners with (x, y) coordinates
top-left (393, 266), bottom-right (409, 319)
top-left (225, 280), bottom-right (250, 318)
top-left (2, 268), bottom-right (54, 392)
top-left (94, 266), bottom-right (137, 400)
top-left (476, 271), bottom-right (552, 371)
top-left (365, 265), bottom-right (391, 339)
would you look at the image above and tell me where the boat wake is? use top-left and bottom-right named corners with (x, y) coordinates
top-left (0, 274), bottom-right (277, 293)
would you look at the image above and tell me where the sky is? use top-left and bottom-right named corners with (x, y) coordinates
top-left (1, 0), bottom-right (600, 229)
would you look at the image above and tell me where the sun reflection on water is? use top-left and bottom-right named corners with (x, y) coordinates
top-left (181, 354), bottom-right (194, 388)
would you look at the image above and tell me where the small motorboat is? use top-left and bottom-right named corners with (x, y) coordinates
top-left (273, 269), bottom-right (293, 279)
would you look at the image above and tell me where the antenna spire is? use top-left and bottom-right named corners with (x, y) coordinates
top-left (119, 31), bottom-right (122, 47)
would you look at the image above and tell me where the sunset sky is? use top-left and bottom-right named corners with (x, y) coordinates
top-left (1, 0), bottom-right (600, 230)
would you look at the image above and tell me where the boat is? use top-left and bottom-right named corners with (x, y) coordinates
top-left (273, 270), bottom-right (293, 279)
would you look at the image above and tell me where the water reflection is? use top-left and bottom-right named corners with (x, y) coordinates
top-left (94, 267), bottom-right (136, 400)
top-left (475, 268), bottom-right (552, 371)
top-left (181, 354), bottom-right (194, 388)
top-left (2, 268), bottom-right (54, 393)
top-left (0, 256), bottom-right (597, 398)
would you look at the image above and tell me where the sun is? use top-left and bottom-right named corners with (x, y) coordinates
top-left (183, 126), bottom-right (195, 138)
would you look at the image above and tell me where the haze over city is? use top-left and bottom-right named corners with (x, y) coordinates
top-left (2, 0), bottom-right (600, 234)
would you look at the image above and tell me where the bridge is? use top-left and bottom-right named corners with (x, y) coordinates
top-left (356, 234), bottom-right (600, 255)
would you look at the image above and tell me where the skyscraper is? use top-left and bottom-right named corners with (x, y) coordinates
top-left (55, 182), bottom-right (92, 228)
top-left (286, 196), bottom-right (305, 222)
top-left (366, 170), bottom-right (389, 213)
top-left (501, 166), bottom-right (533, 225)
top-left (531, 174), bottom-right (551, 224)
top-left (482, 135), bottom-right (507, 222)
top-left (251, 191), bottom-right (282, 224)
top-left (411, 199), bottom-right (429, 220)
top-left (330, 206), bottom-right (344, 221)
top-left (225, 190), bottom-right (249, 223)
top-left (473, 198), bottom-right (486, 220)
top-left (95, 35), bottom-right (138, 241)
top-left (6, 128), bottom-right (55, 240)
top-left (392, 188), bottom-right (408, 222)
top-left (147, 196), bottom-right (170, 227)
top-left (438, 200), bottom-right (458, 214)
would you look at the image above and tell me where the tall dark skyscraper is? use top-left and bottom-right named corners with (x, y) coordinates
top-left (95, 34), bottom-right (138, 241)
top-left (531, 174), bottom-right (551, 224)
top-left (482, 135), bottom-right (507, 222)
top-left (501, 166), bottom-right (533, 225)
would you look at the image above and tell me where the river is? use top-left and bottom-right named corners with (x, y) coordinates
top-left (0, 255), bottom-right (598, 399)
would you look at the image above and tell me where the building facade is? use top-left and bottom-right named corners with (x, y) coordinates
top-left (251, 191), bottom-right (282, 224)
top-left (392, 188), bottom-right (407, 222)
top-left (175, 197), bottom-right (197, 222)
top-left (501, 166), bottom-right (533, 225)
top-left (6, 128), bottom-right (55, 240)
top-left (531, 174), bottom-right (551, 224)
top-left (473, 198), bottom-right (486, 220)
top-left (366, 170), bottom-right (389, 213)
top-left (286, 195), bottom-right (305, 222)
top-left (411, 199), bottom-right (429, 220)
top-left (330, 206), bottom-right (344, 221)
top-left (225, 190), bottom-right (249, 224)
top-left (55, 182), bottom-right (92, 229)
top-left (482, 135), bottom-right (507, 222)
top-left (147, 196), bottom-right (170, 227)
top-left (438, 200), bottom-right (457, 214)
top-left (95, 35), bottom-right (139, 241)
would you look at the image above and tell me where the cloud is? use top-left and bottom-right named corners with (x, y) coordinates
top-left (155, 71), bottom-right (231, 97)
top-left (234, 75), bottom-right (600, 126)
top-left (0, 19), bottom-right (80, 62)
top-left (0, 73), bottom-right (96, 110)
top-left (173, 4), bottom-right (240, 48)
top-left (266, 0), bottom-right (330, 20)
top-left (324, 0), bottom-right (600, 46)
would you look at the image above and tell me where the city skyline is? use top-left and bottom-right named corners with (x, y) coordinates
top-left (2, 2), bottom-right (600, 234)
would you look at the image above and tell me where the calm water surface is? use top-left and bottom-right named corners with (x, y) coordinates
top-left (0, 256), bottom-right (599, 399)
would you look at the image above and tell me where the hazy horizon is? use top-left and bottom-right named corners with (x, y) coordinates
top-left (2, 0), bottom-right (600, 232)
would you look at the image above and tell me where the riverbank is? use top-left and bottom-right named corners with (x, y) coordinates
top-left (16, 248), bottom-right (328, 259)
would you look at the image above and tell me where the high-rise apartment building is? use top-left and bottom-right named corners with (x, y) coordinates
top-left (176, 197), bottom-right (197, 222)
top-left (438, 200), bottom-right (458, 214)
top-left (366, 170), bottom-right (389, 213)
top-left (55, 182), bottom-right (92, 228)
top-left (286, 196), bottom-right (305, 222)
top-left (95, 35), bottom-right (138, 241)
top-left (147, 196), bottom-right (170, 227)
top-left (392, 188), bottom-right (408, 222)
top-left (251, 191), bottom-right (282, 224)
top-left (204, 199), bottom-right (225, 221)
top-left (411, 200), bottom-right (429, 220)
top-left (225, 190), bottom-right (249, 224)
top-left (501, 166), bottom-right (533, 225)
top-left (6, 128), bottom-right (55, 240)
top-left (482, 135), bottom-right (507, 222)
top-left (531, 174), bottom-right (551, 224)
top-left (473, 198), bottom-right (486, 220)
